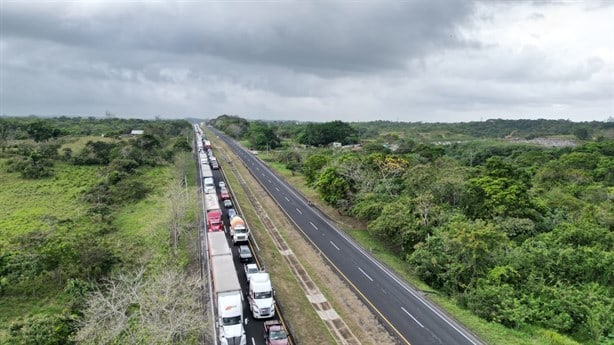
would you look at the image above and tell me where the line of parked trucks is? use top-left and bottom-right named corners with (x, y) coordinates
top-left (194, 124), bottom-right (288, 345)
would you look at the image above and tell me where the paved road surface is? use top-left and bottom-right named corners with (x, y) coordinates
top-left (212, 128), bottom-right (485, 345)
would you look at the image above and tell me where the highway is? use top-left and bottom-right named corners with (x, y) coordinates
top-left (197, 145), bottom-right (269, 345)
top-left (211, 127), bottom-right (485, 345)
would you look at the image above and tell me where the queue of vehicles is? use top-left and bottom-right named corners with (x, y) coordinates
top-left (195, 126), bottom-right (288, 345)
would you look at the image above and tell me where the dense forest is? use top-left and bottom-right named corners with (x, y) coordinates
top-left (0, 117), bottom-right (203, 344)
top-left (212, 115), bottom-right (613, 345)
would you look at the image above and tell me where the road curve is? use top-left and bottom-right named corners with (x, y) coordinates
top-left (211, 128), bottom-right (485, 345)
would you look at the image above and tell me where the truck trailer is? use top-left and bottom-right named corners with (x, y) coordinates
top-left (205, 194), bottom-right (223, 232)
top-left (202, 165), bottom-right (214, 180)
top-left (210, 251), bottom-right (246, 345)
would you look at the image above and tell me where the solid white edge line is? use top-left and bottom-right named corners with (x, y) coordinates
top-left (401, 307), bottom-right (425, 328)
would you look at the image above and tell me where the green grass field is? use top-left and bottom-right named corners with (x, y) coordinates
top-left (0, 157), bottom-right (188, 342)
top-left (0, 161), bottom-right (102, 246)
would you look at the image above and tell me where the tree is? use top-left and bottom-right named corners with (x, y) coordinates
top-left (26, 120), bottom-right (62, 142)
top-left (75, 268), bottom-right (208, 344)
top-left (367, 197), bottom-right (426, 253)
top-left (172, 137), bottom-right (192, 152)
top-left (409, 218), bottom-right (508, 294)
top-left (302, 153), bottom-right (329, 185)
top-left (465, 280), bottom-right (528, 328)
top-left (74, 141), bottom-right (116, 165)
top-left (464, 157), bottom-right (535, 219)
top-left (246, 121), bottom-right (280, 150)
top-left (6, 151), bottom-right (54, 179)
top-left (167, 180), bottom-right (188, 251)
top-left (298, 121), bottom-right (358, 146)
top-left (315, 166), bottom-right (352, 206)
top-left (574, 127), bottom-right (590, 140)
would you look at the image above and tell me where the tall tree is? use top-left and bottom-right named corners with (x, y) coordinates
top-left (246, 121), bottom-right (280, 150)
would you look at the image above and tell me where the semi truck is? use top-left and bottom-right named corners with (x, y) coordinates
top-left (229, 215), bottom-right (249, 244)
top-left (205, 193), bottom-right (223, 232)
top-left (200, 152), bottom-right (209, 165)
top-left (202, 163), bottom-right (213, 179)
top-left (208, 232), bottom-right (246, 345)
top-left (248, 272), bottom-right (275, 319)
top-left (203, 176), bottom-right (215, 194)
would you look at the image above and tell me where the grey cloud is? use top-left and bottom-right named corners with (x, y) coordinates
top-left (2, 1), bottom-right (477, 76)
top-left (528, 12), bottom-right (545, 20)
top-left (1, 1), bottom-right (612, 123)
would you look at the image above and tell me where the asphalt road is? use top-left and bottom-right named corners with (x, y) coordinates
top-left (211, 128), bottom-right (485, 345)
top-left (212, 167), bottom-right (272, 345)
top-left (198, 150), bottom-right (269, 345)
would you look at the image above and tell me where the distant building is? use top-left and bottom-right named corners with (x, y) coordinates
top-left (332, 142), bottom-right (342, 148)
top-left (130, 130), bottom-right (144, 135)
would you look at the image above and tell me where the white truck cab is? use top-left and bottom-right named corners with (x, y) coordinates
top-left (248, 272), bottom-right (275, 319)
top-left (204, 177), bottom-right (215, 194)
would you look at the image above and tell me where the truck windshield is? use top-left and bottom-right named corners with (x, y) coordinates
top-left (254, 291), bottom-right (272, 299)
top-left (222, 315), bottom-right (241, 326)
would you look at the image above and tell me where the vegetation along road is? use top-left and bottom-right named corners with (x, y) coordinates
top-left (211, 127), bottom-right (484, 345)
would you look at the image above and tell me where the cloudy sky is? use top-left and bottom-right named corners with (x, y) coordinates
top-left (1, 0), bottom-right (612, 122)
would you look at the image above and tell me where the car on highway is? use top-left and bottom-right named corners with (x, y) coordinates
top-left (223, 199), bottom-right (233, 208)
top-left (238, 245), bottom-right (252, 262)
top-left (264, 320), bottom-right (288, 345)
top-left (218, 181), bottom-right (226, 189)
top-left (227, 208), bottom-right (237, 221)
top-left (244, 263), bottom-right (259, 282)
top-left (220, 188), bottom-right (230, 200)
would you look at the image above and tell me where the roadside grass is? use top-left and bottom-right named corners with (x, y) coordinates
top-left (254, 151), bottom-right (582, 345)
top-left (110, 167), bottom-right (174, 270)
top-left (110, 164), bottom-right (199, 272)
top-left (0, 157), bottom-right (197, 342)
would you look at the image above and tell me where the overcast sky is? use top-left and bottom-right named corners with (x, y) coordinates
top-left (1, 1), bottom-right (613, 122)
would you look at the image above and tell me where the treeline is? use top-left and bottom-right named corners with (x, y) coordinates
top-left (0, 116), bottom-right (189, 138)
top-left (1, 117), bottom-right (198, 344)
top-left (213, 116), bottom-right (613, 344)
top-left (210, 115), bottom-right (359, 149)
top-left (352, 118), bottom-right (614, 140)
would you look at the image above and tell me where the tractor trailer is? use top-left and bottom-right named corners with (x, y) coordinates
top-left (208, 232), bottom-right (246, 345)
top-left (205, 194), bottom-right (223, 232)
top-left (229, 215), bottom-right (250, 244)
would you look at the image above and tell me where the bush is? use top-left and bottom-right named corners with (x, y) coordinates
top-left (5, 153), bottom-right (54, 179)
top-left (8, 313), bottom-right (76, 345)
